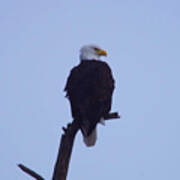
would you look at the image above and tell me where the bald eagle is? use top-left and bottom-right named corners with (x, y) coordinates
top-left (64, 45), bottom-right (115, 147)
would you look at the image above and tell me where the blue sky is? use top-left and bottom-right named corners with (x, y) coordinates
top-left (1, 0), bottom-right (180, 179)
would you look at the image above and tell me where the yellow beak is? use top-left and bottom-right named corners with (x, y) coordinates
top-left (96, 49), bottom-right (107, 57)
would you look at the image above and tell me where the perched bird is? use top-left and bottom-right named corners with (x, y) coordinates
top-left (64, 45), bottom-right (115, 147)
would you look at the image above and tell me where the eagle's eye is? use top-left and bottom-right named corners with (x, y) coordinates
top-left (93, 47), bottom-right (100, 51)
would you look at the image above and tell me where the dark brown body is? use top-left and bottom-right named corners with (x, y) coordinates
top-left (64, 60), bottom-right (115, 137)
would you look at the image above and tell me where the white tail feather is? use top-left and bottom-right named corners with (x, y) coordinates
top-left (83, 128), bottom-right (97, 147)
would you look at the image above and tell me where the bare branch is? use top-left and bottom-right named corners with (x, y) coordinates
top-left (104, 112), bottom-right (120, 120)
top-left (18, 164), bottom-right (45, 180)
top-left (52, 112), bottom-right (120, 180)
top-left (52, 120), bottom-right (80, 180)
top-left (18, 112), bottom-right (120, 180)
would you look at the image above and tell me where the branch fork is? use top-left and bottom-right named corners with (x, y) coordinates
top-left (18, 112), bottom-right (120, 180)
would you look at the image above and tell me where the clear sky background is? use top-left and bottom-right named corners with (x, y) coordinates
top-left (1, 0), bottom-right (180, 179)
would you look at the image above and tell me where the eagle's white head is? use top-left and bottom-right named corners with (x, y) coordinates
top-left (80, 45), bottom-right (107, 61)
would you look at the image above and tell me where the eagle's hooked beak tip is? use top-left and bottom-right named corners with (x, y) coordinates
top-left (97, 49), bottom-right (107, 57)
